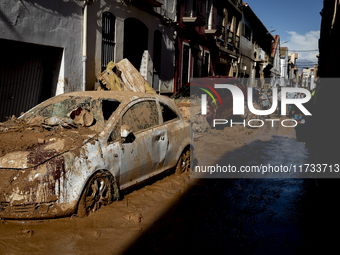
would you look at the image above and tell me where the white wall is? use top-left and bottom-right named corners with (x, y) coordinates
top-left (0, 0), bottom-right (83, 94)
top-left (87, 0), bottom-right (176, 92)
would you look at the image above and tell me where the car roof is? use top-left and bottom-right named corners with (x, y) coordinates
top-left (62, 91), bottom-right (162, 101)
top-left (59, 91), bottom-right (182, 117)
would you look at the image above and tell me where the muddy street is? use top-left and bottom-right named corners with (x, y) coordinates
top-left (1, 117), bottom-right (339, 254)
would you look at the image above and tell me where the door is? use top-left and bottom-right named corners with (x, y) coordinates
top-left (118, 100), bottom-right (167, 188)
top-left (123, 18), bottom-right (148, 70)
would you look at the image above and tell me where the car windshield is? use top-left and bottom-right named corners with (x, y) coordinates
top-left (23, 95), bottom-right (121, 132)
top-left (24, 96), bottom-right (91, 120)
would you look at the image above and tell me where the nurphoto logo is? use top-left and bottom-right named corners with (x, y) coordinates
top-left (200, 84), bottom-right (312, 128)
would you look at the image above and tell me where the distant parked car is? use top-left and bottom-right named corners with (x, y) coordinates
top-left (173, 76), bottom-right (250, 126)
top-left (0, 91), bottom-right (191, 219)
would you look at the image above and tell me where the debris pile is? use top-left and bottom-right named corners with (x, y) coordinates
top-left (0, 116), bottom-right (96, 158)
top-left (98, 59), bottom-right (156, 94)
top-left (172, 86), bottom-right (211, 133)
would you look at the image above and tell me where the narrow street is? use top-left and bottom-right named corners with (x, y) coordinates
top-left (0, 0), bottom-right (337, 254)
top-left (125, 117), bottom-right (340, 255)
top-left (1, 116), bottom-right (338, 254)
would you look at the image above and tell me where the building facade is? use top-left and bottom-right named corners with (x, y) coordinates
top-left (279, 47), bottom-right (289, 87)
top-left (174, 0), bottom-right (243, 93)
top-left (302, 67), bottom-right (316, 90)
top-left (240, 3), bottom-right (274, 88)
top-left (0, 0), bottom-right (83, 121)
top-left (174, 0), bottom-right (216, 92)
top-left (270, 35), bottom-right (281, 87)
top-left (86, 0), bottom-right (177, 93)
top-left (318, 0), bottom-right (340, 77)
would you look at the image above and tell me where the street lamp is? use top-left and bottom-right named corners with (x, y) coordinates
top-left (266, 29), bottom-right (276, 34)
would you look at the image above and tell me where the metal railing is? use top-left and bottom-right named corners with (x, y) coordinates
top-left (227, 30), bottom-right (234, 50)
top-left (216, 26), bottom-right (226, 47)
top-left (235, 35), bottom-right (240, 50)
top-left (183, 0), bottom-right (204, 18)
top-left (225, 30), bottom-right (240, 52)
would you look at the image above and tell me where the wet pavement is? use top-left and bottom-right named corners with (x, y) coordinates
top-left (1, 117), bottom-right (339, 254)
top-left (125, 119), bottom-right (340, 255)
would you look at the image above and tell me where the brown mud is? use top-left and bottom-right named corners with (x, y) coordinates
top-left (0, 118), bottom-right (97, 158)
top-left (0, 115), bottom-right (310, 254)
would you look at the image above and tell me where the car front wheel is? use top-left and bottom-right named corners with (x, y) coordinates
top-left (77, 170), bottom-right (119, 217)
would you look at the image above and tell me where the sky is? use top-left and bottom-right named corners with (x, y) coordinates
top-left (244, 0), bottom-right (323, 72)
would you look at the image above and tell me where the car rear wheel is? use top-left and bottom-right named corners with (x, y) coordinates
top-left (175, 148), bottom-right (191, 174)
top-left (77, 170), bottom-right (119, 217)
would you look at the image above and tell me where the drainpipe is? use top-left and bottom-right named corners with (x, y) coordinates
top-left (82, 1), bottom-right (88, 91)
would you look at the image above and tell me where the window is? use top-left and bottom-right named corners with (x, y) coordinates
top-left (160, 103), bottom-right (179, 122)
top-left (184, 0), bottom-right (198, 17)
top-left (203, 51), bottom-right (210, 77)
top-left (102, 12), bottom-right (116, 71)
top-left (243, 24), bottom-right (251, 41)
top-left (122, 101), bottom-right (159, 133)
top-left (193, 47), bottom-right (202, 78)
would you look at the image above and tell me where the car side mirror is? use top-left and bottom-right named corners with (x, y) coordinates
top-left (121, 124), bottom-right (132, 138)
top-left (121, 124), bottom-right (135, 143)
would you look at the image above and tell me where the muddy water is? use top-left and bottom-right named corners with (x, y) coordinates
top-left (1, 117), bottom-right (339, 254)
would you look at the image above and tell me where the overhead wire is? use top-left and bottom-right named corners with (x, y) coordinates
top-left (288, 50), bottom-right (319, 52)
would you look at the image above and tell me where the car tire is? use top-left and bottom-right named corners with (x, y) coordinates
top-left (175, 147), bottom-right (191, 174)
top-left (77, 170), bottom-right (119, 217)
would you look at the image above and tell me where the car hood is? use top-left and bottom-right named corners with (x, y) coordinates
top-left (0, 133), bottom-right (96, 169)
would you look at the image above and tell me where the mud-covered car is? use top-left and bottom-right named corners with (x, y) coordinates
top-left (0, 91), bottom-right (191, 219)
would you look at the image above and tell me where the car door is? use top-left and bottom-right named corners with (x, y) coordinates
top-left (157, 101), bottom-right (181, 170)
top-left (118, 99), bottom-right (164, 188)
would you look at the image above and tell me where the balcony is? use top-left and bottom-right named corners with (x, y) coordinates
top-left (235, 35), bottom-right (240, 51)
top-left (205, 11), bottom-right (223, 34)
top-left (226, 30), bottom-right (234, 50)
top-left (183, 0), bottom-right (205, 23)
top-left (215, 26), bottom-right (226, 47)
top-left (225, 30), bottom-right (240, 53)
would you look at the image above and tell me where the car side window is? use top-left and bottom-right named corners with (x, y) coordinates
top-left (102, 100), bottom-right (120, 121)
top-left (122, 101), bottom-right (159, 133)
top-left (160, 102), bottom-right (179, 123)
